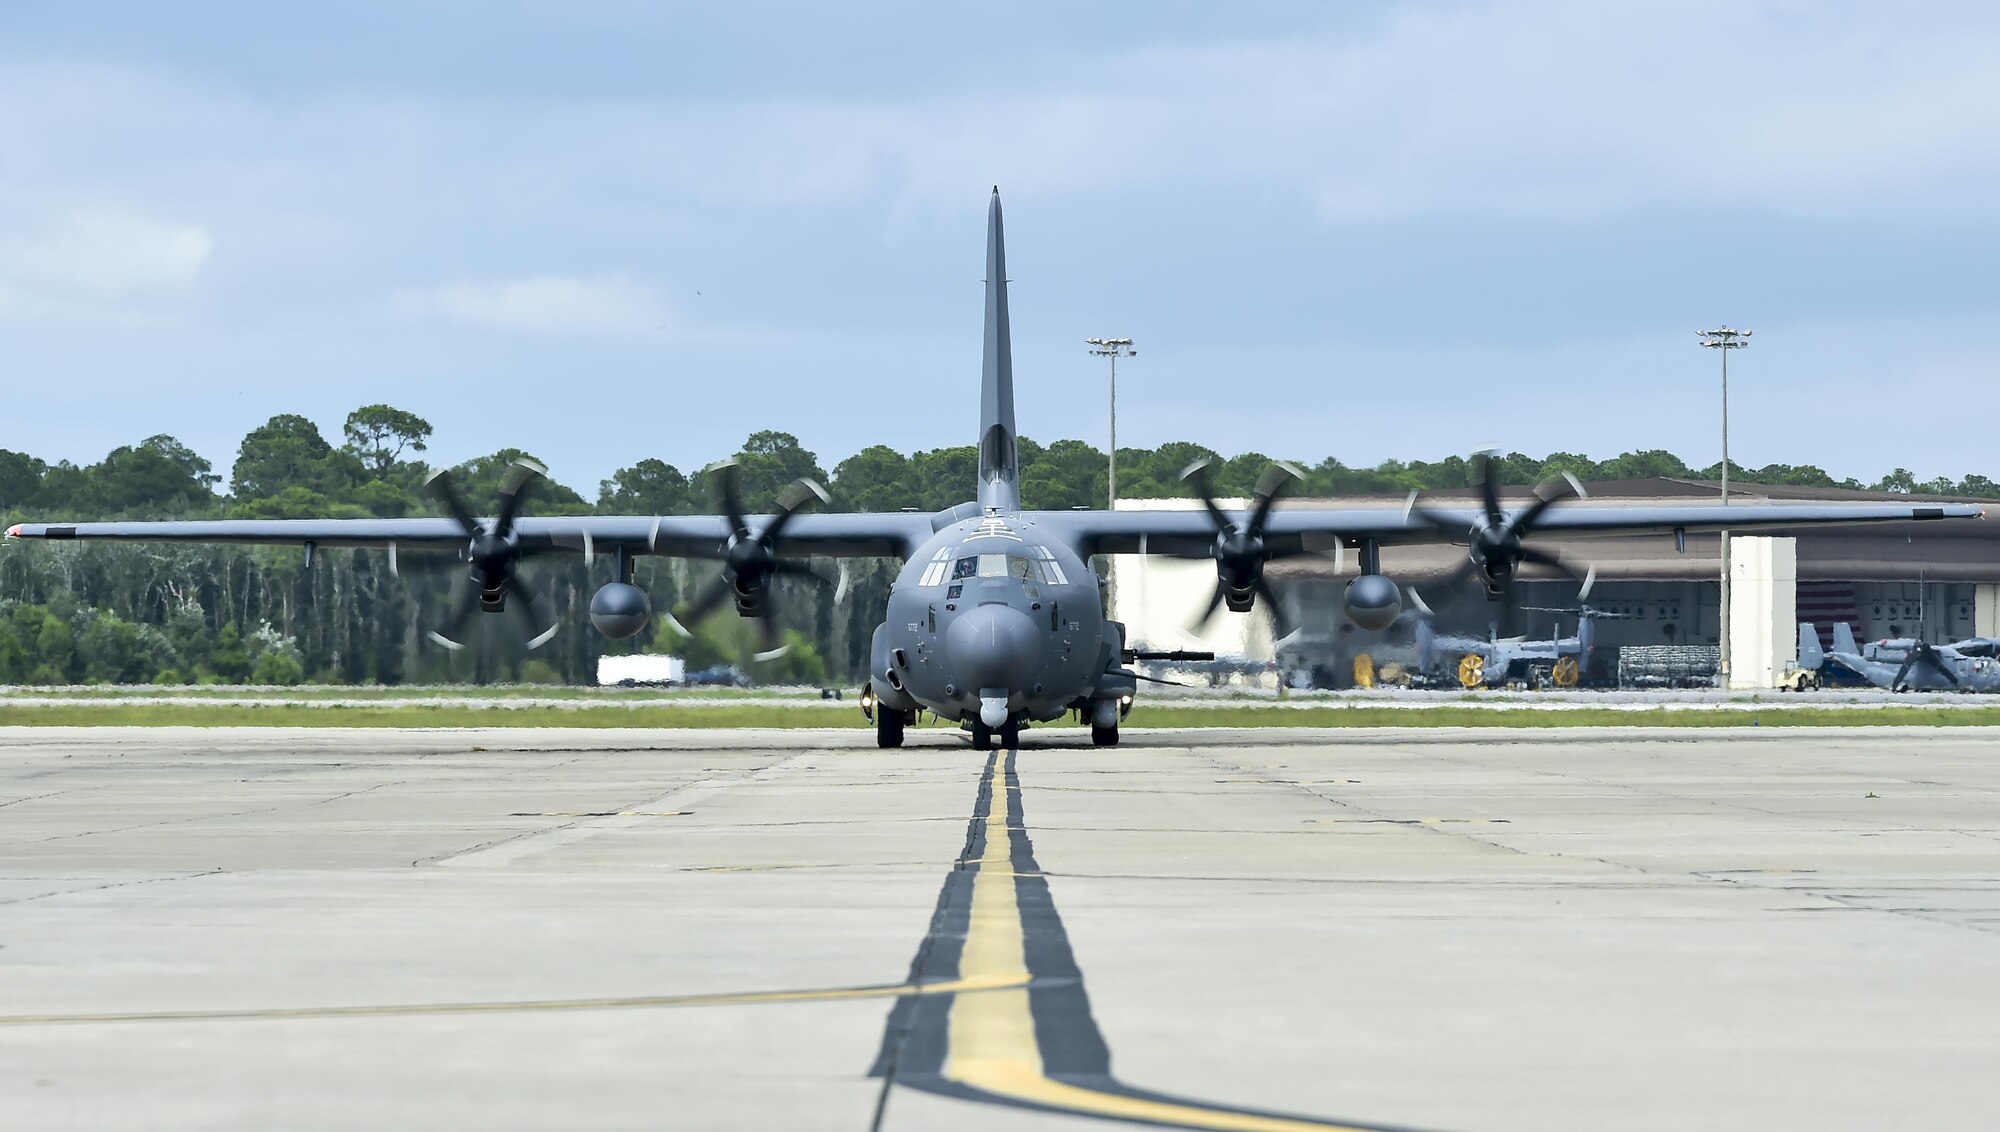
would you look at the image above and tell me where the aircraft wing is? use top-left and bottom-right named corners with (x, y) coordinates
top-left (1055, 501), bottom-right (1983, 557)
top-left (4, 513), bottom-right (938, 560)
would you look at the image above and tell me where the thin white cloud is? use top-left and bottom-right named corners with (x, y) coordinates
top-left (6, 3), bottom-right (1998, 232)
top-left (398, 275), bottom-right (668, 337)
top-left (0, 211), bottom-right (211, 323)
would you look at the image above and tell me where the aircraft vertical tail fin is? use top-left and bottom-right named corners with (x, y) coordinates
top-left (1798, 623), bottom-right (1824, 671)
top-left (1414, 618), bottom-right (1435, 672)
top-left (1831, 622), bottom-right (1859, 656)
top-left (1578, 612), bottom-right (1596, 660)
top-left (977, 187), bottom-right (1020, 511)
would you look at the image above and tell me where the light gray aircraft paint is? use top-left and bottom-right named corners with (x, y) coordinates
top-left (7, 190), bottom-right (1986, 746)
top-left (1414, 609), bottom-right (1610, 688)
top-left (1802, 622), bottom-right (2000, 692)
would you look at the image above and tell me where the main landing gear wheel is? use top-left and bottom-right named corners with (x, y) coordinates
top-left (875, 707), bottom-right (904, 749)
top-left (1458, 653), bottom-right (1486, 688)
top-left (1091, 722), bottom-right (1119, 747)
top-left (999, 722), bottom-right (1021, 749)
top-left (971, 721), bottom-right (995, 750)
top-left (1552, 655), bottom-right (1580, 687)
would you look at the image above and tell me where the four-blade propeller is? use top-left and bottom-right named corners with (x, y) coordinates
top-left (663, 459), bottom-right (846, 662)
top-left (1177, 457), bottom-right (1313, 642)
top-left (419, 459), bottom-right (559, 652)
top-left (1404, 452), bottom-right (1597, 617)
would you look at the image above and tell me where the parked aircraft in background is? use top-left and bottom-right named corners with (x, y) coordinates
top-left (1400, 604), bottom-right (1630, 689)
top-left (1801, 622), bottom-right (2000, 692)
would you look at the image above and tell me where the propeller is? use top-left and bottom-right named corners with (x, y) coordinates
top-left (1892, 639), bottom-right (1958, 691)
top-left (419, 459), bottom-right (558, 651)
top-left (1177, 458), bottom-right (1314, 645)
top-left (1405, 453), bottom-right (1597, 614)
top-left (663, 459), bottom-right (845, 663)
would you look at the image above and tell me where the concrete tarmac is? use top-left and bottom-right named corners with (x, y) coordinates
top-left (2, 725), bottom-right (1997, 1131)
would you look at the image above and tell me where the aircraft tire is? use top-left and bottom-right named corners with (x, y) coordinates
top-left (876, 708), bottom-right (905, 749)
top-left (971, 721), bottom-right (994, 750)
top-left (1090, 723), bottom-right (1119, 747)
top-left (1000, 722), bottom-right (1021, 749)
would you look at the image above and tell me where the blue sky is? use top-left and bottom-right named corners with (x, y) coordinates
top-left (3, 1), bottom-right (1997, 493)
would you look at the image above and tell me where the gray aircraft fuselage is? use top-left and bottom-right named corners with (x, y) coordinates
top-left (872, 513), bottom-right (1122, 735)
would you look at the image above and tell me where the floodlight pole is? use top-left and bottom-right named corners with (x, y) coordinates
top-left (1699, 326), bottom-right (1752, 683)
top-left (1086, 337), bottom-right (1136, 508)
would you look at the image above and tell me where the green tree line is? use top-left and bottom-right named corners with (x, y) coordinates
top-left (3, 405), bottom-right (1992, 686)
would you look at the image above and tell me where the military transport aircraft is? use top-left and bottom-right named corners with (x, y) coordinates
top-left (1801, 623), bottom-right (2000, 692)
top-left (1410, 603), bottom-right (1631, 689)
top-left (6, 190), bottom-right (1983, 747)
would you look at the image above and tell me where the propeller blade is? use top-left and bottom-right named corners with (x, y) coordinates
top-left (1919, 644), bottom-right (1959, 686)
top-left (1253, 575), bottom-right (1300, 651)
top-left (681, 572), bottom-right (737, 626)
top-left (1509, 473), bottom-right (1581, 534)
top-left (1442, 556), bottom-right (1484, 595)
top-left (751, 614), bottom-right (789, 662)
top-left (1892, 657), bottom-right (1915, 690)
top-left (426, 578), bottom-right (481, 651)
top-left (1179, 458), bottom-right (1234, 534)
top-left (1478, 453), bottom-right (1504, 529)
top-left (492, 459), bottom-right (545, 540)
top-left (1519, 546), bottom-right (1589, 585)
top-left (424, 468), bottom-right (481, 537)
top-left (503, 574), bottom-right (559, 650)
top-left (1187, 579), bottom-right (1228, 632)
top-left (1407, 503), bottom-right (1469, 537)
top-left (705, 459), bottom-right (750, 537)
top-left (1407, 587), bottom-right (1435, 618)
top-left (1245, 462), bottom-right (1301, 538)
top-left (760, 477), bottom-right (830, 546)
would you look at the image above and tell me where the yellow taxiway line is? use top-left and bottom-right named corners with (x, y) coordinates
top-left (936, 754), bottom-right (1383, 1132)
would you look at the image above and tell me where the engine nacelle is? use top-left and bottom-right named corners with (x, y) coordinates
top-left (589, 582), bottom-right (652, 639)
top-left (1342, 573), bottom-right (1402, 631)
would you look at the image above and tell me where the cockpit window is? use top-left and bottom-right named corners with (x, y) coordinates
top-left (1027, 545), bottom-right (1069, 586)
top-left (918, 547), bottom-right (953, 587)
top-left (938, 552), bottom-right (1062, 585)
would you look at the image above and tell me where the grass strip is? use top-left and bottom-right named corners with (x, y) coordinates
top-left (0, 702), bottom-right (1995, 729)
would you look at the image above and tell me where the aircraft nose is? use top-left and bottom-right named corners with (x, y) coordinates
top-left (944, 602), bottom-right (1040, 704)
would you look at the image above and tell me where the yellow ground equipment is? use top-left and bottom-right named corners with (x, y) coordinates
top-left (1552, 655), bottom-right (1580, 687)
top-left (1352, 653), bottom-right (1376, 689)
top-left (1457, 653), bottom-right (1486, 688)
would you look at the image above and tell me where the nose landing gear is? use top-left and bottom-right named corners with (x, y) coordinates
top-left (970, 718), bottom-right (1022, 750)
